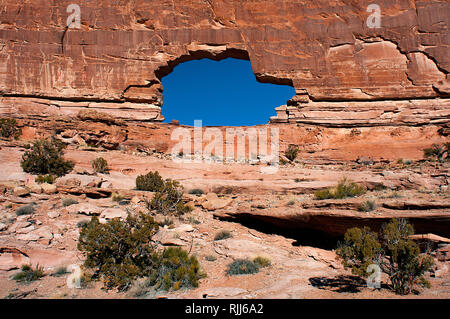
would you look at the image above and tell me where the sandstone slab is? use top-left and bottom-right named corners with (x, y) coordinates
top-left (41, 183), bottom-right (57, 195)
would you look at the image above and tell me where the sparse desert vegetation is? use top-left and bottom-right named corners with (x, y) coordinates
top-left (0, 118), bottom-right (21, 140)
top-left (358, 199), bottom-right (377, 212)
top-left (15, 204), bottom-right (35, 216)
top-left (284, 145), bottom-right (299, 162)
top-left (77, 213), bottom-right (203, 292)
top-left (188, 188), bottom-right (205, 196)
top-left (314, 177), bottom-right (366, 200)
top-left (20, 137), bottom-right (74, 176)
top-left (0, 121), bottom-right (448, 301)
top-left (77, 213), bottom-right (160, 291)
top-left (35, 174), bottom-right (56, 184)
top-left (214, 230), bottom-right (233, 241)
top-left (136, 171), bottom-right (165, 192)
top-left (11, 264), bottom-right (45, 283)
top-left (337, 219), bottom-right (434, 295)
top-left (145, 177), bottom-right (192, 216)
top-left (62, 198), bottom-right (78, 207)
top-left (227, 259), bottom-right (260, 276)
top-left (1, 0), bottom-right (450, 305)
top-left (92, 157), bottom-right (109, 174)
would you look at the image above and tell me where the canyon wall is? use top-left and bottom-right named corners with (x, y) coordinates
top-left (0, 0), bottom-right (449, 126)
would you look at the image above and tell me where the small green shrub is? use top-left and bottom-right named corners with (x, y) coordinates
top-left (336, 218), bottom-right (434, 295)
top-left (214, 230), bottom-right (232, 241)
top-left (314, 188), bottom-right (334, 200)
top-left (397, 158), bottom-right (412, 165)
top-left (188, 188), bottom-right (205, 196)
top-left (77, 213), bottom-right (159, 291)
top-left (15, 204), bottom-right (35, 216)
top-left (118, 199), bottom-right (130, 206)
top-left (62, 198), bottom-right (78, 207)
top-left (147, 247), bottom-right (205, 291)
top-left (279, 157), bottom-right (289, 165)
top-left (92, 157), bottom-right (109, 174)
top-left (146, 178), bottom-right (192, 216)
top-left (285, 145), bottom-right (299, 162)
top-left (76, 220), bottom-right (89, 228)
top-left (205, 255), bottom-right (217, 262)
top-left (12, 264), bottom-right (45, 283)
top-left (314, 177), bottom-right (366, 200)
top-left (358, 200), bottom-right (377, 212)
top-left (0, 118), bottom-right (21, 139)
top-left (111, 192), bottom-right (124, 202)
top-left (253, 256), bottom-right (271, 268)
top-left (136, 171), bottom-right (165, 192)
top-left (35, 174), bottom-right (56, 184)
top-left (286, 199), bottom-right (296, 206)
top-left (20, 137), bottom-right (74, 176)
top-left (52, 266), bottom-right (70, 277)
top-left (185, 216), bottom-right (200, 225)
top-left (158, 217), bottom-right (173, 227)
top-left (227, 259), bottom-right (259, 276)
top-left (373, 184), bottom-right (387, 192)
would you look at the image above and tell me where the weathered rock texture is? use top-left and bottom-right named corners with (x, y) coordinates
top-left (0, 0), bottom-right (449, 125)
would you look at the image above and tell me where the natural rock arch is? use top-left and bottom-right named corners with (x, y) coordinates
top-left (152, 45), bottom-right (296, 123)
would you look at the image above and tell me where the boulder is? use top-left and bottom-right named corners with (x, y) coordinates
top-left (0, 248), bottom-right (30, 271)
top-left (200, 287), bottom-right (248, 299)
top-left (13, 186), bottom-right (30, 197)
top-left (202, 193), bottom-right (233, 211)
top-left (15, 225), bottom-right (35, 234)
top-left (100, 208), bottom-right (127, 220)
top-left (9, 221), bottom-right (31, 233)
top-left (169, 224), bottom-right (194, 233)
top-left (25, 182), bottom-right (42, 194)
top-left (65, 203), bottom-right (102, 216)
top-left (56, 177), bottom-right (81, 188)
top-left (41, 183), bottom-right (57, 194)
top-left (47, 211), bottom-right (60, 219)
top-left (16, 233), bottom-right (41, 241)
top-left (100, 181), bottom-right (113, 189)
top-left (356, 156), bottom-right (374, 165)
top-left (153, 229), bottom-right (185, 246)
top-left (32, 226), bottom-right (53, 241)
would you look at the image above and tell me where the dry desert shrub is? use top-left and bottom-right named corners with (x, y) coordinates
top-left (21, 137), bottom-right (74, 177)
top-left (92, 157), bottom-right (109, 174)
top-left (314, 177), bottom-right (366, 200)
top-left (0, 118), bottom-right (21, 139)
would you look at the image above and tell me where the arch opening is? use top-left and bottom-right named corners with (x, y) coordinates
top-left (155, 48), bottom-right (295, 126)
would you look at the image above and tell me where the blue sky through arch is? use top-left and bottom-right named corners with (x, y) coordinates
top-left (160, 58), bottom-right (295, 126)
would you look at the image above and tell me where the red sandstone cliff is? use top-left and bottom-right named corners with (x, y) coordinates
top-left (0, 0), bottom-right (449, 125)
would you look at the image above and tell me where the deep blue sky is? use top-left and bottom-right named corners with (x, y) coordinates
top-left (161, 58), bottom-right (295, 126)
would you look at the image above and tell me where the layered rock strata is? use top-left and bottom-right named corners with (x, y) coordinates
top-left (0, 0), bottom-right (448, 125)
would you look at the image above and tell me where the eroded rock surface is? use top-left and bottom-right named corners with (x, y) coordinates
top-left (0, 0), bottom-right (449, 125)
